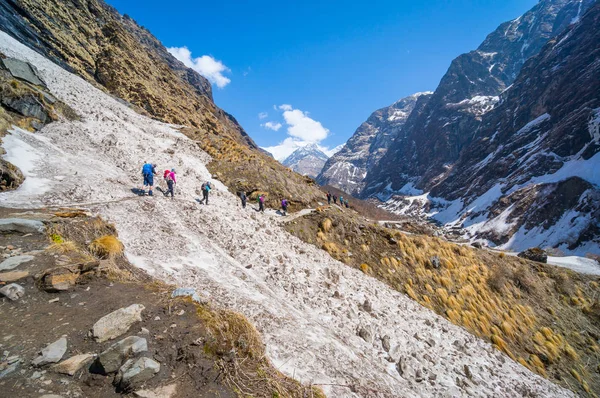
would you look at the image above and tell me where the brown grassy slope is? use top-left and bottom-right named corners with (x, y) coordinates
top-left (285, 206), bottom-right (600, 396)
top-left (3, 0), bottom-right (324, 206)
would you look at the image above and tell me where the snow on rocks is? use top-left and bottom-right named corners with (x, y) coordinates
top-left (0, 30), bottom-right (575, 397)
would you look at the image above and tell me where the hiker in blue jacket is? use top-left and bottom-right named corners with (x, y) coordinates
top-left (141, 162), bottom-right (157, 196)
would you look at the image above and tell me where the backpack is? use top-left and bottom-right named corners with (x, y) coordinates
top-left (201, 183), bottom-right (206, 191)
top-left (142, 163), bottom-right (153, 175)
top-left (281, 200), bottom-right (287, 207)
top-left (259, 196), bottom-right (264, 203)
top-left (166, 172), bottom-right (173, 182)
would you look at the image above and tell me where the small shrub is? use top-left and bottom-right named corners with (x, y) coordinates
top-left (320, 218), bottom-right (333, 233)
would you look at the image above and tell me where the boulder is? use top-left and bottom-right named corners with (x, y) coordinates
top-left (381, 335), bottom-right (391, 352)
top-left (0, 58), bottom-right (46, 87)
top-left (357, 327), bottom-right (372, 343)
top-left (0, 283), bottom-right (25, 300)
top-left (134, 384), bottom-right (177, 398)
top-left (471, 242), bottom-right (483, 249)
top-left (40, 267), bottom-right (80, 292)
top-left (518, 248), bottom-right (548, 263)
top-left (1, 94), bottom-right (49, 122)
top-left (0, 270), bottom-right (29, 282)
top-left (115, 357), bottom-right (160, 391)
top-left (91, 304), bottom-right (145, 342)
top-left (0, 255), bottom-right (35, 271)
top-left (429, 256), bottom-right (441, 269)
top-left (94, 336), bottom-right (147, 374)
top-left (52, 353), bottom-right (95, 376)
top-left (32, 337), bottom-right (67, 367)
top-left (0, 218), bottom-right (45, 234)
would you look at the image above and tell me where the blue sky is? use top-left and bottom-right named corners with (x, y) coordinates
top-left (106, 0), bottom-right (537, 158)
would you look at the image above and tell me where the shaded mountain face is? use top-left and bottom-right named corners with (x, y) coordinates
top-left (0, 0), bottom-right (324, 206)
top-left (379, 2), bottom-right (600, 254)
top-left (317, 92), bottom-right (432, 195)
top-left (362, 0), bottom-right (595, 198)
top-left (282, 144), bottom-right (329, 178)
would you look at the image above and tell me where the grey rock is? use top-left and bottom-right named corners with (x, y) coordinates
top-left (32, 337), bottom-right (67, 367)
top-left (0, 357), bottom-right (21, 378)
top-left (464, 364), bottom-right (473, 380)
top-left (517, 248), bottom-right (548, 263)
top-left (415, 369), bottom-right (424, 382)
top-left (0, 283), bottom-right (25, 300)
top-left (362, 299), bottom-right (373, 313)
top-left (381, 335), bottom-right (391, 352)
top-left (396, 357), bottom-right (408, 377)
top-left (115, 357), bottom-right (160, 390)
top-left (95, 336), bottom-right (147, 374)
top-left (1, 95), bottom-right (48, 122)
top-left (0, 255), bottom-right (35, 271)
top-left (91, 304), bottom-right (145, 342)
top-left (0, 219), bottom-right (45, 234)
top-left (357, 327), bottom-right (372, 343)
top-left (429, 256), bottom-right (441, 269)
top-left (0, 58), bottom-right (46, 87)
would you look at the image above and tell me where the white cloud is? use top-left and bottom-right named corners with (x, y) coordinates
top-left (258, 112), bottom-right (268, 120)
top-left (261, 121), bottom-right (282, 131)
top-left (280, 105), bottom-right (329, 142)
top-left (167, 46), bottom-right (231, 88)
top-left (262, 104), bottom-right (333, 162)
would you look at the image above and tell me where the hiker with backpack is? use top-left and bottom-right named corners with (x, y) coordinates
top-left (344, 199), bottom-right (349, 208)
top-left (340, 196), bottom-right (344, 208)
top-left (200, 181), bottom-right (211, 204)
top-left (327, 192), bottom-right (332, 204)
top-left (281, 198), bottom-right (289, 216)
top-left (240, 192), bottom-right (247, 208)
top-left (164, 169), bottom-right (176, 199)
top-left (333, 195), bottom-right (338, 205)
top-left (141, 162), bottom-right (157, 196)
top-left (258, 194), bottom-right (265, 213)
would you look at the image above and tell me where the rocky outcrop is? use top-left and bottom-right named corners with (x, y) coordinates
top-left (363, 0), bottom-right (595, 199)
top-left (317, 92), bottom-right (431, 195)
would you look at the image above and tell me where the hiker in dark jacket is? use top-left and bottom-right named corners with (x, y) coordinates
top-left (141, 162), bottom-right (157, 196)
top-left (281, 198), bottom-right (289, 216)
top-left (200, 181), bottom-right (211, 204)
top-left (240, 192), bottom-right (247, 208)
top-left (327, 192), bottom-right (332, 204)
top-left (258, 195), bottom-right (265, 213)
top-left (345, 199), bottom-right (349, 208)
top-left (333, 195), bottom-right (338, 205)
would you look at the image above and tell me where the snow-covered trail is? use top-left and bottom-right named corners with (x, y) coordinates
top-left (0, 31), bottom-right (573, 397)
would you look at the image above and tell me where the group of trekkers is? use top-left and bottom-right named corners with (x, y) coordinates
top-left (141, 162), bottom-right (349, 215)
top-left (140, 162), bottom-right (210, 202)
top-left (327, 191), bottom-right (349, 208)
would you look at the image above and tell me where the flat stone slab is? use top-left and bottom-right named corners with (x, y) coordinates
top-left (0, 218), bottom-right (45, 234)
top-left (1, 57), bottom-right (46, 87)
top-left (0, 270), bottom-right (29, 282)
top-left (91, 304), bottom-right (145, 343)
top-left (115, 357), bottom-right (160, 390)
top-left (0, 255), bottom-right (35, 271)
top-left (52, 353), bottom-right (95, 376)
top-left (134, 384), bottom-right (177, 398)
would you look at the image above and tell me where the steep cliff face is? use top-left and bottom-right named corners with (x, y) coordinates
top-left (0, 0), bottom-right (323, 206)
top-left (380, 2), bottom-right (600, 254)
top-left (363, 0), bottom-right (595, 198)
top-left (317, 92), bottom-right (431, 195)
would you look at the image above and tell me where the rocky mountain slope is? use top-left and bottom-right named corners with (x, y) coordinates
top-left (0, 29), bottom-right (575, 398)
top-left (0, 0), bottom-right (324, 208)
top-left (317, 92), bottom-right (432, 195)
top-left (362, 0), bottom-right (595, 199)
top-left (282, 144), bottom-right (329, 178)
top-left (424, 1), bottom-right (600, 254)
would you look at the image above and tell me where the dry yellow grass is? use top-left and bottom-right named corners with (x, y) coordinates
top-left (89, 235), bottom-right (124, 259)
top-left (284, 208), bottom-right (600, 395)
